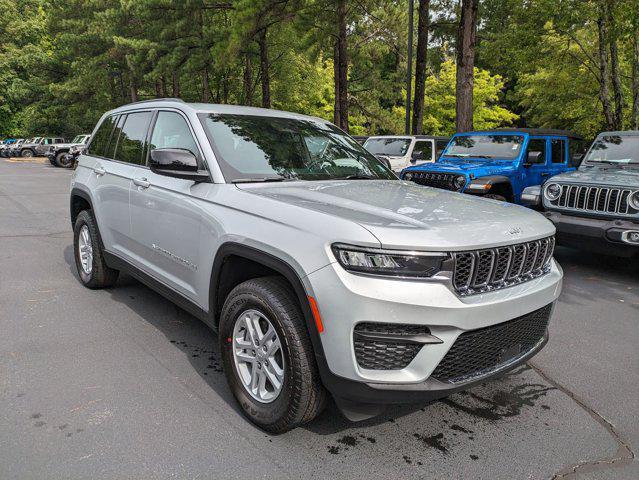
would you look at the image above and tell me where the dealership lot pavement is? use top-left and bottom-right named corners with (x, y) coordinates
top-left (1, 159), bottom-right (637, 479)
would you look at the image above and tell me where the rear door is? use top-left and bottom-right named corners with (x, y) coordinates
top-left (129, 109), bottom-right (212, 302)
top-left (547, 137), bottom-right (570, 179)
top-left (87, 111), bottom-right (153, 261)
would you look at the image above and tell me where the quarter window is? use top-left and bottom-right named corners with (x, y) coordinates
top-left (550, 139), bottom-right (566, 164)
top-left (112, 112), bottom-right (153, 165)
top-left (88, 115), bottom-right (117, 157)
top-left (149, 111), bottom-right (199, 160)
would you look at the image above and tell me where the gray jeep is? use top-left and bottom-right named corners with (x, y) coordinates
top-left (20, 136), bottom-right (65, 157)
top-left (47, 134), bottom-right (91, 167)
top-left (524, 131), bottom-right (639, 257)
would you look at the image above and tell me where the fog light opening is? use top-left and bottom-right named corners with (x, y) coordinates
top-left (621, 230), bottom-right (639, 244)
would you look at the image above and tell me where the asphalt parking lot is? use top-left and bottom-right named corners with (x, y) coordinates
top-left (0, 158), bottom-right (637, 480)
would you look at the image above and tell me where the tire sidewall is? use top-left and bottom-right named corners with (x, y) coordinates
top-left (21, 149), bottom-right (34, 157)
top-left (55, 151), bottom-right (67, 167)
top-left (220, 291), bottom-right (295, 428)
top-left (73, 212), bottom-right (95, 285)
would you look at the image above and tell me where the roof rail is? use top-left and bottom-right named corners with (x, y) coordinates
top-left (124, 97), bottom-right (185, 106)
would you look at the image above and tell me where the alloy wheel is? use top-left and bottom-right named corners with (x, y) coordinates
top-left (232, 309), bottom-right (285, 403)
top-left (78, 224), bottom-right (93, 275)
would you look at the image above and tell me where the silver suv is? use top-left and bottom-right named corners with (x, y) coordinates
top-left (70, 99), bottom-right (563, 432)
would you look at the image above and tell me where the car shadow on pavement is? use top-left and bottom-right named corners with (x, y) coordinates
top-left (554, 246), bottom-right (639, 309)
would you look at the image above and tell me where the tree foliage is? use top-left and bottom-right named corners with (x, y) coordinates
top-left (3, 0), bottom-right (637, 140)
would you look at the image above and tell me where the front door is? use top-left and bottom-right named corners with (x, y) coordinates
top-left (129, 110), bottom-right (213, 304)
top-left (523, 137), bottom-right (549, 190)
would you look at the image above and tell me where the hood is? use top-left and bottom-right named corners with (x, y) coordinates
top-left (51, 142), bottom-right (83, 149)
top-left (237, 180), bottom-right (554, 250)
top-left (549, 166), bottom-right (639, 189)
top-left (413, 157), bottom-right (517, 177)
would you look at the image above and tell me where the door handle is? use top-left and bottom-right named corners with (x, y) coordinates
top-left (133, 177), bottom-right (150, 189)
top-left (93, 165), bottom-right (106, 176)
top-left (541, 172), bottom-right (550, 177)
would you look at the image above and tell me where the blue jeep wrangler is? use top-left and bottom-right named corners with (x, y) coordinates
top-left (400, 128), bottom-right (586, 203)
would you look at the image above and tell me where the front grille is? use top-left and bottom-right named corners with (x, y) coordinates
top-left (550, 184), bottom-right (637, 215)
top-left (410, 172), bottom-right (459, 191)
top-left (353, 322), bottom-right (428, 370)
top-left (453, 236), bottom-right (554, 296)
top-left (432, 304), bottom-right (552, 383)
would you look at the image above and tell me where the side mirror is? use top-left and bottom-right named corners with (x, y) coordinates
top-left (525, 151), bottom-right (543, 166)
top-left (150, 148), bottom-right (210, 182)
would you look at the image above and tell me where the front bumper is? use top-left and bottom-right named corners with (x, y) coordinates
top-left (544, 211), bottom-right (639, 256)
top-left (306, 259), bottom-right (562, 404)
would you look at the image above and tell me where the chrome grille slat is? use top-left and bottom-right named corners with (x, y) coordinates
top-left (453, 237), bottom-right (555, 297)
top-left (551, 184), bottom-right (638, 215)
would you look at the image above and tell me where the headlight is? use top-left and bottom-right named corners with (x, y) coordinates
top-left (454, 175), bottom-right (466, 190)
top-left (331, 244), bottom-right (447, 278)
top-left (629, 191), bottom-right (639, 210)
top-left (544, 183), bottom-right (562, 201)
top-left (404, 172), bottom-right (414, 181)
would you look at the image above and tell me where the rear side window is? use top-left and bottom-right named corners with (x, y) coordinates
top-left (149, 111), bottom-right (199, 159)
top-left (550, 138), bottom-right (566, 164)
top-left (88, 116), bottom-right (117, 157)
top-left (112, 112), bottom-right (153, 165)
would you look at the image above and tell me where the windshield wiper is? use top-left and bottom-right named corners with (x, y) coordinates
top-left (342, 174), bottom-right (378, 180)
top-left (231, 177), bottom-right (292, 183)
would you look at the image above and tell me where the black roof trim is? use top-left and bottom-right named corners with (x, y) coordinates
top-left (469, 128), bottom-right (583, 139)
top-left (123, 97), bottom-right (185, 106)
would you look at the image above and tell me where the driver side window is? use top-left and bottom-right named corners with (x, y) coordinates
top-left (527, 139), bottom-right (547, 164)
top-left (412, 141), bottom-right (433, 160)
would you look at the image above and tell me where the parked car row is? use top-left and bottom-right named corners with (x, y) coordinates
top-left (0, 134), bottom-right (90, 168)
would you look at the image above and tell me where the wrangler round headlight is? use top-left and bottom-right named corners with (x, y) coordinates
top-left (331, 244), bottom-right (447, 278)
top-left (404, 172), bottom-right (414, 181)
top-left (629, 191), bottom-right (639, 211)
top-left (544, 183), bottom-right (562, 201)
top-left (454, 175), bottom-right (466, 190)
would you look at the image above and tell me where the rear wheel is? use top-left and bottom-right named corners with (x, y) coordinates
top-left (219, 277), bottom-right (326, 433)
top-left (73, 210), bottom-right (119, 288)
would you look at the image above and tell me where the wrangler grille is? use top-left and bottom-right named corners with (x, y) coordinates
top-left (453, 237), bottom-right (554, 296)
top-left (409, 172), bottom-right (460, 191)
top-left (550, 184), bottom-right (637, 215)
top-left (432, 304), bottom-right (552, 383)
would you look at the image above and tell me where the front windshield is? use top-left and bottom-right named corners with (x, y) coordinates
top-left (72, 135), bottom-right (82, 143)
top-left (199, 114), bottom-right (396, 181)
top-left (444, 134), bottom-right (524, 159)
top-left (584, 135), bottom-right (639, 165)
top-left (363, 138), bottom-right (411, 156)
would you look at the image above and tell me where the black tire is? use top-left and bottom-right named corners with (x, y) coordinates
top-left (54, 151), bottom-right (68, 167)
top-left (484, 193), bottom-right (507, 202)
top-left (21, 149), bottom-right (34, 158)
top-left (219, 276), bottom-right (326, 433)
top-left (73, 210), bottom-right (119, 289)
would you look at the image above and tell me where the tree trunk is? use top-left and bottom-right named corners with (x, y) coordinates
top-left (333, 43), bottom-right (341, 126)
top-left (202, 66), bottom-right (210, 103)
top-left (160, 76), bottom-right (167, 97)
top-left (411, 0), bottom-right (430, 135)
top-left (129, 73), bottom-right (138, 103)
top-left (632, 21), bottom-right (639, 129)
top-left (606, 0), bottom-right (623, 129)
top-left (172, 71), bottom-right (180, 98)
top-left (155, 79), bottom-right (162, 98)
top-left (455, 0), bottom-right (478, 133)
top-left (336, 0), bottom-right (349, 131)
top-left (597, 7), bottom-right (614, 129)
top-left (258, 29), bottom-right (271, 108)
top-left (243, 53), bottom-right (254, 106)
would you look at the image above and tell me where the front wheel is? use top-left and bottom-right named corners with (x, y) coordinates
top-left (54, 151), bottom-right (68, 167)
top-left (21, 149), bottom-right (34, 158)
top-left (219, 277), bottom-right (326, 433)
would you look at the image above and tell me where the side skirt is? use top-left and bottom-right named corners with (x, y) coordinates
top-left (103, 251), bottom-right (216, 331)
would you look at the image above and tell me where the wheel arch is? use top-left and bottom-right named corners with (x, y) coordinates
top-left (70, 187), bottom-right (94, 226)
top-left (209, 242), bottom-right (327, 363)
top-left (469, 175), bottom-right (514, 201)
